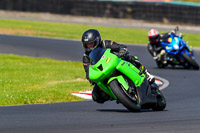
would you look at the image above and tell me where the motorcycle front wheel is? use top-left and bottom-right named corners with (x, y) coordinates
top-left (156, 60), bottom-right (166, 68)
top-left (182, 53), bottom-right (199, 70)
top-left (109, 79), bottom-right (140, 112)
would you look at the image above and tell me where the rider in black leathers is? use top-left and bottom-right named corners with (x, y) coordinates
top-left (82, 29), bottom-right (155, 103)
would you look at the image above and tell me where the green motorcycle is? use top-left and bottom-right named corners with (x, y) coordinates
top-left (89, 47), bottom-right (166, 112)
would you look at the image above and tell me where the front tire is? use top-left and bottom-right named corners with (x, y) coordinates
top-left (109, 80), bottom-right (140, 112)
top-left (156, 61), bottom-right (165, 68)
top-left (182, 53), bottom-right (199, 70)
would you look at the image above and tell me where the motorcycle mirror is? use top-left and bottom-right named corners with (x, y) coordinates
top-left (175, 26), bottom-right (179, 32)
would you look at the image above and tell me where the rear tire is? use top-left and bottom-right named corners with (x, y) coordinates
top-left (109, 80), bottom-right (140, 112)
top-left (182, 53), bottom-right (199, 70)
top-left (151, 90), bottom-right (166, 111)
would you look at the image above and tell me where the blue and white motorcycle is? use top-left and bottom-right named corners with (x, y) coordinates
top-left (158, 27), bottom-right (199, 70)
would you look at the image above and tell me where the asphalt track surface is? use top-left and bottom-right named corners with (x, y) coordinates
top-left (0, 34), bottom-right (200, 133)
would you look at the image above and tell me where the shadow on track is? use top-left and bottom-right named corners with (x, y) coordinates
top-left (153, 66), bottom-right (199, 71)
top-left (97, 109), bottom-right (168, 113)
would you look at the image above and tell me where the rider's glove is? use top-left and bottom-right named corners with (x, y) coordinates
top-left (118, 48), bottom-right (128, 58)
top-left (170, 30), bottom-right (176, 35)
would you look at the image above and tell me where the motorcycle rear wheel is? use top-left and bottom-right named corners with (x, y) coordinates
top-left (109, 79), bottom-right (140, 112)
top-left (151, 90), bottom-right (166, 111)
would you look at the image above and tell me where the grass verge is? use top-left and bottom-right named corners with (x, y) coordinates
top-left (0, 19), bottom-right (200, 47)
top-left (178, 0), bottom-right (200, 3)
top-left (0, 54), bottom-right (91, 105)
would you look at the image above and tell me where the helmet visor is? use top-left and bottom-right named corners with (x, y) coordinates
top-left (83, 40), bottom-right (99, 52)
top-left (86, 42), bottom-right (95, 49)
top-left (150, 36), bottom-right (159, 44)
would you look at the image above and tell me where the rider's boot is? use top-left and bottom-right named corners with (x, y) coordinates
top-left (144, 70), bottom-right (155, 84)
top-left (150, 82), bottom-right (159, 94)
top-left (138, 66), bottom-right (155, 84)
top-left (92, 85), bottom-right (110, 104)
top-left (159, 49), bottom-right (167, 64)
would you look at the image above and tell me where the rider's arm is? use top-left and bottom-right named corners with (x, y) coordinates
top-left (147, 43), bottom-right (155, 56)
top-left (148, 43), bottom-right (163, 56)
top-left (101, 40), bottom-right (128, 57)
top-left (154, 46), bottom-right (164, 53)
top-left (82, 53), bottom-right (90, 81)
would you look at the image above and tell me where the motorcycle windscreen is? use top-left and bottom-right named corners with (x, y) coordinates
top-left (89, 47), bottom-right (106, 65)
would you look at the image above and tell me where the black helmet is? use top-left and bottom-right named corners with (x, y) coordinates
top-left (148, 29), bottom-right (160, 44)
top-left (81, 29), bottom-right (101, 52)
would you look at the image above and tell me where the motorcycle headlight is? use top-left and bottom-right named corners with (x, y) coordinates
top-left (173, 44), bottom-right (179, 50)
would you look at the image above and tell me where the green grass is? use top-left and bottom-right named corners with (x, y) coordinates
top-left (177, 0), bottom-right (200, 3)
top-left (0, 54), bottom-right (91, 105)
top-left (0, 19), bottom-right (200, 47)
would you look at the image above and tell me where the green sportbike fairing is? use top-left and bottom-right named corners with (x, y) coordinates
top-left (89, 47), bottom-right (166, 112)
